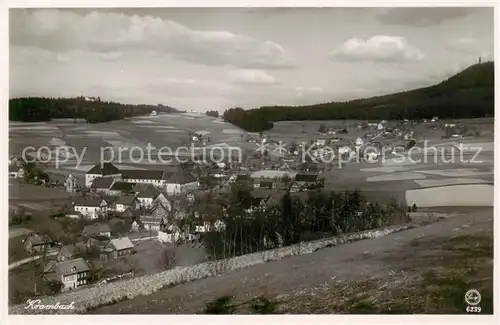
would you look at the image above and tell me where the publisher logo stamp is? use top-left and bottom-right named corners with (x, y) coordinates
top-left (465, 289), bottom-right (482, 313)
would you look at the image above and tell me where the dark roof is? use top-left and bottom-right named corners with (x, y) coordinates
top-left (25, 234), bottom-right (53, 246)
top-left (295, 174), bottom-right (319, 182)
top-left (90, 177), bottom-right (114, 189)
top-left (73, 197), bottom-right (104, 208)
top-left (82, 223), bottom-right (111, 236)
top-left (116, 195), bottom-right (137, 205)
top-left (59, 244), bottom-right (78, 257)
top-left (236, 174), bottom-right (252, 181)
top-left (55, 258), bottom-right (90, 275)
top-left (162, 171), bottom-right (197, 184)
top-left (122, 169), bottom-right (165, 181)
top-left (119, 207), bottom-right (140, 219)
top-left (257, 181), bottom-right (274, 188)
top-left (137, 185), bottom-right (160, 199)
top-left (109, 181), bottom-right (136, 192)
top-left (87, 235), bottom-right (110, 242)
top-left (86, 163), bottom-right (120, 176)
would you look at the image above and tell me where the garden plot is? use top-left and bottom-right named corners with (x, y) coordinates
top-left (414, 178), bottom-right (488, 187)
top-left (412, 168), bottom-right (493, 177)
top-left (405, 184), bottom-right (493, 207)
top-left (366, 172), bottom-right (426, 182)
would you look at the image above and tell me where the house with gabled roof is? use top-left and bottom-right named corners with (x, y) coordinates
top-left (163, 171), bottom-right (199, 195)
top-left (9, 164), bottom-right (24, 179)
top-left (115, 195), bottom-right (138, 212)
top-left (136, 184), bottom-right (161, 208)
top-left (45, 257), bottom-right (90, 291)
top-left (85, 162), bottom-right (121, 187)
top-left (57, 244), bottom-right (80, 262)
top-left (153, 192), bottom-right (172, 211)
top-left (121, 169), bottom-right (165, 187)
top-left (108, 181), bottom-right (137, 196)
top-left (73, 197), bottom-right (108, 220)
top-left (23, 233), bottom-right (53, 253)
top-left (82, 223), bottom-right (111, 238)
top-left (90, 177), bottom-right (115, 194)
top-left (140, 203), bottom-right (169, 231)
top-left (102, 237), bottom-right (134, 259)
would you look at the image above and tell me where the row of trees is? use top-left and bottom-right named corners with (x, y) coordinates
top-left (203, 185), bottom-right (408, 260)
top-left (205, 110), bottom-right (219, 118)
top-left (223, 62), bottom-right (494, 132)
top-left (9, 97), bottom-right (179, 123)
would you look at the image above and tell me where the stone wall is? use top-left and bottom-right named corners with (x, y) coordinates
top-left (10, 224), bottom-right (413, 314)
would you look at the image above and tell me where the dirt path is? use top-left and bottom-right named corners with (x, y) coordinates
top-left (92, 208), bottom-right (493, 314)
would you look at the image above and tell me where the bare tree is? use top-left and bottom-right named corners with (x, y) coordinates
top-left (157, 247), bottom-right (177, 270)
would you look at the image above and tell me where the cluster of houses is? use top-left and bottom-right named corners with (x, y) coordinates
top-left (22, 222), bottom-right (136, 291)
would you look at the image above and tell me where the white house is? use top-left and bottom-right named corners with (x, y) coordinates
top-left (315, 139), bottom-right (327, 146)
top-left (355, 137), bottom-right (364, 146)
top-left (8, 165), bottom-right (24, 179)
top-left (73, 197), bottom-right (108, 220)
top-left (195, 220), bottom-right (226, 233)
top-left (46, 258), bottom-right (90, 291)
top-left (85, 163), bottom-right (121, 188)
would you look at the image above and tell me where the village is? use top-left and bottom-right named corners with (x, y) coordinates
top-left (7, 115), bottom-right (481, 302)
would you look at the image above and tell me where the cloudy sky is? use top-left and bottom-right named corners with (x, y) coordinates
top-left (10, 7), bottom-right (494, 112)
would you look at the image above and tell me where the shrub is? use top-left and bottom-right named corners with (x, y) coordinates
top-left (47, 280), bottom-right (63, 294)
top-left (249, 296), bottom-right (278, 314)
top-left (204, 295), bottom-right (236, 314)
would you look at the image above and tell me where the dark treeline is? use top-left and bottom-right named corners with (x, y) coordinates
top-left (223, 62), bottom-right (494, 132)
top-left (205, 110), bottom-right (220, 118)
top-left (203, 185), bottom-right (408, 260)
top-left (9, 97), bottom-right (179, 123)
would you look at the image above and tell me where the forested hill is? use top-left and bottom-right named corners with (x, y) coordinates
top-left (223, 62), bottom-right (494, 132)
top-left (9, 96), bottom-right (180, 123)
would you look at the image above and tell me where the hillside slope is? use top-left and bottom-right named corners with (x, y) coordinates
top-left (223, 62), bottom-right (494, 132)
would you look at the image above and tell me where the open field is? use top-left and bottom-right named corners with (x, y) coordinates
top-left (92, 208), bottom-right (493, 314)
top-left (9, 117), bottom-right (494, 208)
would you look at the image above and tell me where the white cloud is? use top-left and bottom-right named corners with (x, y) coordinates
top-left (11, 9), bottom-right (293, 69)
top-left (228, 69), bottom-right (278, 85)
top-left (329, 36), bottom-right (425, 62)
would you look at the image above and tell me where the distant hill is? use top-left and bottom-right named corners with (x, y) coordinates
top-left (9, 96), bottom-right (180, 123)
top-left (223, 62), bottom-right (494, 132)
